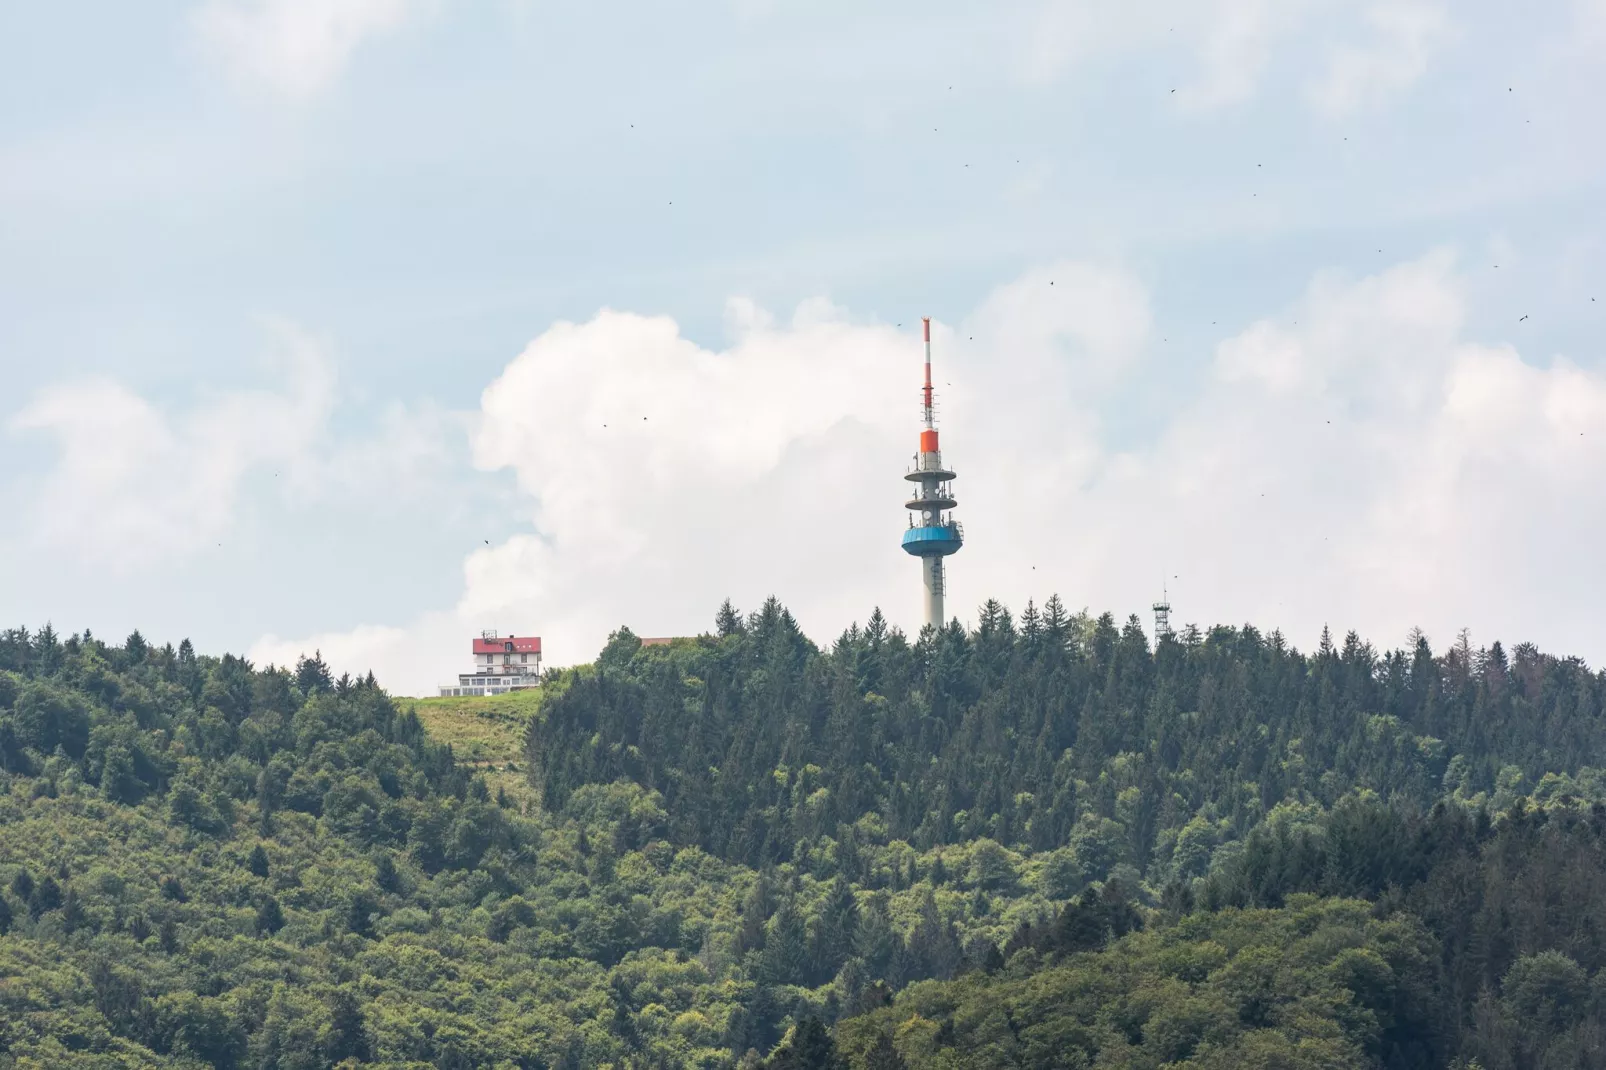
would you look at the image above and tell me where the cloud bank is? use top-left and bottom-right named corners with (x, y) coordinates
top-left (192, 0), bottom-right (421, 99)
top-left (8, 321), bottom-right (448, 570)
top-left (1023, 0), bottom-right (1450, 114)
top-left (250, 253), bottom-right (1606, 695)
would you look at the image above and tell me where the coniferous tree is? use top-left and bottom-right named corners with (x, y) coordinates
top-left (324, 988), bottom-right (370, 1063)
top-left (294, 650), bottom-right (332, 695)
top-left (254, 895), bottom-right (285, 936)
top-left (766, 1017), bottom-right (843, 1070)
top-left (122, 629), bottom-right (149, 667)
top-left (60, 887), bottom-right (86, 934)
top-left (11, 868), bottom-right (34, 904)
top-left (99, 744), bottom-right (141, 804)
top-left (760, 898), bottom-right (808, 985)
top-left (862, 1032), bottom-right (907, 1070)
top-left (28, 873), bottom-right (61, 918)
top-left (374, 850), bottom-right (401, 893)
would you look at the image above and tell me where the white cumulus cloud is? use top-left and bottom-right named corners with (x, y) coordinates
top-left (192, 0), bottom-right (421, 99)
top-left (9, 322), bottom-right (334, 568)
top-left (1307, 2), bottom-right (1451, 117)
top-left (1022, 0), bottom-right (1449, 114)
top-left (7, 321), bottom-right (450, 570)
top-left (1022, 0), bottom-right (1310, 106)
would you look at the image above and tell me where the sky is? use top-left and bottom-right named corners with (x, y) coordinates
top-left (3, 0), bottom-right (1605, 696)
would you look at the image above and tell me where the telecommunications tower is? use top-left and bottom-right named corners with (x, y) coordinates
top-left (902, 317), bottom-right (964, 629)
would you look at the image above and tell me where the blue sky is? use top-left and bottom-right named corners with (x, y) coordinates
top-left (3, 0), bottom-right (1604, 693)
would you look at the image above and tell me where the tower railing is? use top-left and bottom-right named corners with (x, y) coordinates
top-left (906, 517), bottom-right (964, 539)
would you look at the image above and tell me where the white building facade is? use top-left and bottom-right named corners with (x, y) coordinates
top-left (438, 631), bottom-right (542, 697)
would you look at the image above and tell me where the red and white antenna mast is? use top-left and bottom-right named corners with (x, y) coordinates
top-left (922, 316), bottom-right (934, 430)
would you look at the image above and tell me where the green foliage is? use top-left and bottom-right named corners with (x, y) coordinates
top-left (3, 605), bottom-right (1606, 1068)
top-left (839, 898), bottom-right (1440, 1069)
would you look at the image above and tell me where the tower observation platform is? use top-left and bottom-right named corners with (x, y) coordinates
top-left (903, 317), bottom-right (963, 629)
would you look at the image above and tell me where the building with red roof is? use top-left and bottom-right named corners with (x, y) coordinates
top-left (438, 630), bottom-right (542, 697)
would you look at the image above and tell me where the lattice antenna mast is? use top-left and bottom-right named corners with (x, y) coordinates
top-left (1152, 580), bottom-right (1174, 642)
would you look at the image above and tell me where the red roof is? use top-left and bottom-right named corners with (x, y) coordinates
top-left (473, 636), bottom-right (541, 654)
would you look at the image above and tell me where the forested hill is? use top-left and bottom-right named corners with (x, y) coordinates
top-left (1, 603), bottom-right (1605, 1069)
top-left (535, 598), bottom-right (1606, 872)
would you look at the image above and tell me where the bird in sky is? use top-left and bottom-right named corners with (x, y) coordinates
top-left (1519, 315), bottom-right (1529, 322)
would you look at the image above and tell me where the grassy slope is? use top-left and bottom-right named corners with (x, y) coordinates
top-left (403, 688), bottom-right (547, 805)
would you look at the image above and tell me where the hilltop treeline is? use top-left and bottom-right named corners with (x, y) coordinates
top-left (1, 602), bottom-right (1604, 1069)
top-left (533, 599), bottom-right (1606, 876)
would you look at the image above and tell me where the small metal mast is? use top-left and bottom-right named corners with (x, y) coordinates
top-left (1153, 583), bottom-right (1174, 642)
top-left (902, 317), bottom-right (963, 629)
top-left (923, 320), bottom-right (935, 429)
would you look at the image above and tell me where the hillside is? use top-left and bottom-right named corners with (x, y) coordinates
top-left (406, 688), bottom-right (550, 807)
top-left (2, 606), bottom-right (1605, 1069)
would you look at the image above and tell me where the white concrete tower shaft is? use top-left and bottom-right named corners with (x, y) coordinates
top-left (923, 557), bottom-right (945, 629)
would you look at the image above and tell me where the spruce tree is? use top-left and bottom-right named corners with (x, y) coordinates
top-left (324, 988), bottom-right (370, 1063)
top-left (862, 1032), bottom-right (907, 1070)
top-left (99, 745), bottom-right (140, 804)
top-left (255, 896), bottom-right (285, 936)
top-left (123, 629), bottom-right (148, 666)
top-left (766, 1017), bottom-right (843, 1070)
